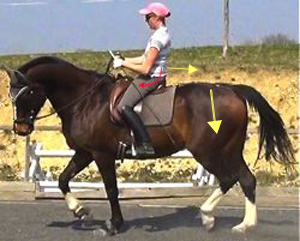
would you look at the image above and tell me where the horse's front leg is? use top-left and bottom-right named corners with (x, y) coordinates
top-left (58, 150), bottom-right (93, 219)
top-left (94, 151), bottom-right (123, 235)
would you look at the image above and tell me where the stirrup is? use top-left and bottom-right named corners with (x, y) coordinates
top-left (125, 142), bottom-right (155, 158)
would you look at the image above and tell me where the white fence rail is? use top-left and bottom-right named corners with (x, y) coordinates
top-left (1, 125), bottom-right (297, 182)
top-left (29, 143), bottom-right (215, 193)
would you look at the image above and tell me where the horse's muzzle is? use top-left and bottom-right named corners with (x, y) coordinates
top-left (13, 122), bottom-right (33, 136)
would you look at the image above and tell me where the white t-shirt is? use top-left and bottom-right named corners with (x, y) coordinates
top-left (144, 25), bottom-right (171, 77)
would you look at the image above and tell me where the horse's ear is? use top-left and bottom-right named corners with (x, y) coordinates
top-left (15, 71), bottom-right (29, 86)
top-left (9, 70), bottom-right (19, 87)
top-left (6, 69), bottom-right (28, 88)
top-left (1, 67), bottom-right (15, 86)
top-left (1, 66), bottom-right (12, 79)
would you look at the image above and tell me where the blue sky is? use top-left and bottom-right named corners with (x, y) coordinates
top-left (0, 0), bottom-right (298, 55)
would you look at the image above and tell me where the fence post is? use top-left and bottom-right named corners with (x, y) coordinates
top-left (192, 163), bottom-right (215, 186)
top-left (222, 0), bottom-right (230, 58)
top-left (24, 136), bottom-right (31, 182)
top-left (28, 142), bottom-right (45, 182)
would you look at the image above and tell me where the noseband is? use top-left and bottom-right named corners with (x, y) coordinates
top-left (11, 87), bottom-right (37, 126)
top-left (8, 69), bottom-right (37, 125)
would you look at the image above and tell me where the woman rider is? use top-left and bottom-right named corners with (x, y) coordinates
top-left (113, 2), bottom-right (171, 157)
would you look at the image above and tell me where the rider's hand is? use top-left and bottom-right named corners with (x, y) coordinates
top-left (113, 58), bottom-right (124, 69)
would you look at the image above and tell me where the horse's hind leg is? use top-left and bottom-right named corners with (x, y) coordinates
top-left (232, 159), bottom-right (257, 233)
top-left (58, 150), bottom-right (93, 219)
top-left (198, 154), bottom-right (257, 233)
top-left (200, 187), bottom-right (224, 231)
top-left (191, 152), bottom-right (238, 231)
top-left (200, 166), bottom-right (238, 231)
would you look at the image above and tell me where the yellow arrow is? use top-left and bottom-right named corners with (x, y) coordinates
top-left (207, 89), bottom-right (222, 134)
top-left (168, 64), bottom-right (197, 74)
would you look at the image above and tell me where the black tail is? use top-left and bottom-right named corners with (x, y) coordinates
top-left (227, 84), bottom-right (295, 166)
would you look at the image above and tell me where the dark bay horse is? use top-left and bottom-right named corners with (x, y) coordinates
top-left (5, 56), bottom-right (294, 235)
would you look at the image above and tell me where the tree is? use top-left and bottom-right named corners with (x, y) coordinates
top-left (262, 34), bottom-right (297, 46)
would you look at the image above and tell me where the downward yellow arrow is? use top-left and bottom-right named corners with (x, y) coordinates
top-left (168, 64), bottom-right (197, 74)
top-left (207, 89), bottom-right (222, 134)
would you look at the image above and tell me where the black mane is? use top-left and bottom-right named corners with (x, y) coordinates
top-left (18, 56), bottom-right (68, 73)
top-left (18, 55), bottom-right (110, 79)
top-left (17, 56), bottom-right (114, 86)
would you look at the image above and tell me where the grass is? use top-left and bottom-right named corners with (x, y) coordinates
top-left (0, 44), bottom-right (298, 75)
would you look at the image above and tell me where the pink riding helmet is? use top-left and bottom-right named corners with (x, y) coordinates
top-left (139, 2), bottom-right (171, 18)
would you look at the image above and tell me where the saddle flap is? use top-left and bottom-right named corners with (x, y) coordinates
top-left (109, 78), bottom-right (176, 126)
top-left (137, 86), bottom-right (176, 126)
top-left (109, 79), bottom-right (130, 123)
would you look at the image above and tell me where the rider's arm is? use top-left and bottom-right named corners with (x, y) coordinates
top-left (125, 56), bottom-right (145, 65)
top-left (122, 47), bottom-right (158, 75)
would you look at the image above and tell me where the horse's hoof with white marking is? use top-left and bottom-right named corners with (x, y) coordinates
top-left (93, 228), bottom-right (108, 237)
top-left (231, 222), bottom-right (256, 233)
top-left (80, 212), bottom-right (94, 227)
top-left (231, 223), bottom-right (247, 233)
top-left (74, 206), bottom-right (93, 225)
top-left (201, 212), bottom-right (215, 231)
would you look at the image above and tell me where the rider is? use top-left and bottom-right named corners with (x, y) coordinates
top-left (114, 2), bottom-right (171, 157)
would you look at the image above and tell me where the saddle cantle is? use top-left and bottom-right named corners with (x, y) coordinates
top-left (109, 78), bottom-right (176, 126)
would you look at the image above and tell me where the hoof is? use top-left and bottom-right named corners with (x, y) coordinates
top-left (74, 207), bottom-right (94, 226)
top-left (74, 206), bottom-right (90, 218)
top-left (231, 223), bottom-right (247, 234)
top-left (105, 220), bottom-right (118, 236)
top-left (93, 228), bottom-right (108, 237)
top-left (201, 212), bottom-right (215, 231)
top-left (105, 219), bottom-right (124, 236)
top-left (231, 222), bottom-right (256, 234)
top-left (80, 213), bottom-right (94, 227)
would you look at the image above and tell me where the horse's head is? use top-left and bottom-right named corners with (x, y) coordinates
top-left (6, 69), bottom-right (46, 136)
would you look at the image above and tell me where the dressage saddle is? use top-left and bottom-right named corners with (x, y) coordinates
top-left (109, 76), bottom-right (176, 126)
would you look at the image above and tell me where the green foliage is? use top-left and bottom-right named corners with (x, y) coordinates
top-left (256, 170), bottom-right (299, 186)
top-left (0, 44), bottom-right (298, 75)
top-left (0, 164), bottom-right (19, 181)
top-left (0, 162), bottom-right (298, 186)
top-left (262, 34), bottom-right (297, 46)
top-left (116, 163), bottom-right (195, 183)
top-left (73, 169), bottom-right (102, 182)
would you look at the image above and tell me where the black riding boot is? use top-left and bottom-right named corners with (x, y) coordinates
top-left (121, 106), bottom-right (155, 157)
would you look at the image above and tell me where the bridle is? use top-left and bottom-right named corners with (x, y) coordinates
top-left (8, 69), bottom-right (35, 126)
top-left (5, 66), bottom-right (110, 127)
top-left (7, 54), bottom-right (118, 123)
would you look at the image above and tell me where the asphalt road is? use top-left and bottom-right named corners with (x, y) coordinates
top-left (0, 200), bottom-right (298, 241)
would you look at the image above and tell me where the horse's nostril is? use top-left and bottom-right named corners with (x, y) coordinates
top-left (14, 122), bottom-right (31, 135)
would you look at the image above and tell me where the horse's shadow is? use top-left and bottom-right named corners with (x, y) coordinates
top-left (47, 206), bottom-right (244, 233)
top-left (47, 219), bottom-right (106, 231)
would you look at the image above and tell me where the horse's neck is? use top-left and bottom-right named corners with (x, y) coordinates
top-left (38, 67), bottom-right (112, 121)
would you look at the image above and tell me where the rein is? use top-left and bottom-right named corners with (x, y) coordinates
top-left (1, 61), bottom-right (113, 122)
top-left (36, 73), bottom-right (109, 120)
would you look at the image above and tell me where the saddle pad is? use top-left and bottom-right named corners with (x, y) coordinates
top-left (135, 86), bottom-right (176, 126)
